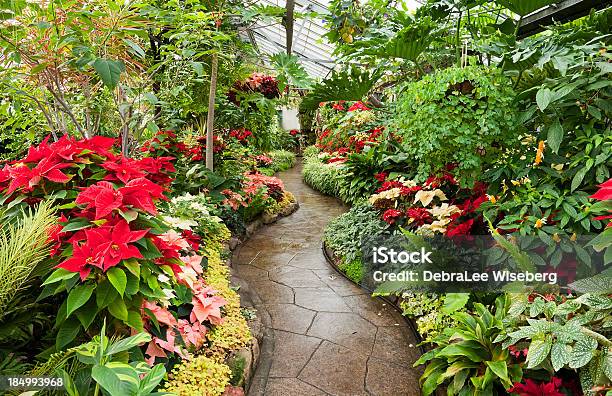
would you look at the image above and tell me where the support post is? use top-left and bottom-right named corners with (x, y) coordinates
top-left (206, 53), bottom-right (219, 171)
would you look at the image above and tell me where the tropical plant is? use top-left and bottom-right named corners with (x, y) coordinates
top-left (395, 65), bottom-right (518, 187)
top-left (497, 292), bottom-right (612, 394)
top-left (415, 294), bottom-right (522, 395)
top-left (0, 200), bottom-right (56, 314)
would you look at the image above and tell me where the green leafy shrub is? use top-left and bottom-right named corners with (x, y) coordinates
top-left (415, 294), bottom-right (522, 395)
top-left (396, 65), bottom-right (518, 186)
top-left (266, 150), bottom-right (296, 172)
top-left (497, 292), bottom-right (612, 393)
top-left (302, 145), bottom-right (319, 158)
top-left (324, 203), bottom-right (388, 266)
top-left (302, 156), bottom-right (344, 197)
top-left (338, 258), bottom-right (364, 284)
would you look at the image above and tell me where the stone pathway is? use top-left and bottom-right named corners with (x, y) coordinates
top-left (233, 161), bottom-right (422, 396)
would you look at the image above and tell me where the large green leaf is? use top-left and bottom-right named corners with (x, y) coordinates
top-left (551, 342), bottom-right (572, 371)
top-left (67, 283), bottom-right (95, 317)
top-left (300, 67), bottom-right (382, 113)
top-left (106, 332), bottom-right (151, 356)
top-left (107, 267), bottom-right (127, 297)
top-left (93, 58), bottom-right (125, 90)
top-left (138, 364), bottom-right (166, 394)
top-left (527, 338), bottom-right (552, 368)
top-left (355, 19), bottom-right (435, 61)
top-left (270, 53), bottom-right (313, 91)
top-left (569, 336), bottom-right (598, 369)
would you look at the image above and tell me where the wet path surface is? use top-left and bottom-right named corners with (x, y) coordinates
top-left (234, 161), bottom-right (422, 396)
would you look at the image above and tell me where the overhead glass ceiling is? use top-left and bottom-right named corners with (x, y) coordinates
top-left (242, 1), bottom-right (422, 78)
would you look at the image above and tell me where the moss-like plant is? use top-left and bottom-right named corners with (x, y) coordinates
top-left (204, 248), bottom-right (251, 355)
top-left (163, 355), bottom-right (231, 396)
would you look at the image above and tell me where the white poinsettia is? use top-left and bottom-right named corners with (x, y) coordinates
top-left (368, 187), bottom-right (402, 204)
top-left (418, 218), bottom-right (451, 234)
top-left (428, 203), bottom-right (461, 219)
top-left (414, 189), bottom-right (447, 207)
top-left (163, 215), bottom-right (198, 230)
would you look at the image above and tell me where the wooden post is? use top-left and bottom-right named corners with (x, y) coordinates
top-left (206, 53), bottom-right (219, 171)
top-left (286, 0), bottom-right (295, 55)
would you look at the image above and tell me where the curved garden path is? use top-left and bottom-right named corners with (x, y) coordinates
top-left (233, 161), bottom-right (422, 396)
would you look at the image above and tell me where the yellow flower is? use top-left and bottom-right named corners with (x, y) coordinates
top-left (535, 140), bottom-right (545, 165)
top-left (535, 218), bottom-right (546, 228)
top-left (487, 194), bottom-right (497, 204)
top-left (552, 233), bottom-right (561, 243)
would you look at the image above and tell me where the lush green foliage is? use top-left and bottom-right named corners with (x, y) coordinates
top-left (324, 203), bottom-right (388, 266)
top-left (396, 65), bottom-right (518, 186)
top-left (302, 155), bottom-right (345, 197)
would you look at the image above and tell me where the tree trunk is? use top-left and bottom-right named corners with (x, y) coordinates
top-left (205, 53), bottom-right (219, 171)
top-left (285, 0), bottom-right (295, 55)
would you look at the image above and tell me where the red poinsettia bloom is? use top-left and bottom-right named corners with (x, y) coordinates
top-left (91, 220), bottom-right (148, 270)
top-left (377, 180), bottom-right (404, 193)
top-left (119, 178), bottom-right (166, 215)
top-left (347, 101), bottom-right (370, 112)
top-left (400, 185), bottom-right (422, 196)
top-left (374, 172), bottom-right (388, 183)
top-left (102, 158), bottom-right (146, 184)
top-left (76, 181), bottom-right (124, 220)
top-left (508, 377), bottom-right (564, 396)
top-left (181, 230), bottom-right (201, 251)
top-left (407, 208), bottom-right (432, 226)
top-left (382, 209), bottom-right (403, 224)
top-left (7, 157), bottom-right (72, 194)
top-left (446, 219), bottom-right (474, 237)
top-left (332, 103), bottom-right (345, 111)
top-left (591, 179), bottom-right (612, 200)
top-left (56, 239), bottom-right (104, 280)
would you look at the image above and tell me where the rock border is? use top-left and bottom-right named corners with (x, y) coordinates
top-left (222, 196), bottom-right (300, 394)
top-left (321, 241), bottom-right (428, 357)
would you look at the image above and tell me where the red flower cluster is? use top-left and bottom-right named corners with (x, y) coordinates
top-left (228, 72), bottom-right (280, 104)
top-left (229, 128), bottom-right (253, 143)
top-left (289, 129), bottom-right (300, 136)
top-left (347, 101), bottom-right (370, 112)
top-left (508, 377), bottom-right (565, 396)
top-left (591, 178), bottom-right (612, 227)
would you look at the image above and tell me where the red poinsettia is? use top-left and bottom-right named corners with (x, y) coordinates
top-left (119, 178), bottom-right (167, 215)
top-left (508, 377), bottom-right (565, 396)
top-left (76, 181), bottom-right (124, 219)
top-left (6, 157), bottom-right (72, 194)
top-left (90, 220), bottom-right (148, 270)
top-left (57, 239), bottom-right (104, 280)
top-left (347, 101), bottom-right (370, 112)
top-left (446, 219), bottom-right (474, 237)
top-left (102, 158), bottom-right (146, 184)
top-left (407, 207), bottom-right (432, 226)
top-left (382, 209), bottom-right (403, 224)
top-left (591, 179), bottom-right (612, 201)
top-left (374, 172), bottom-right (388, 183)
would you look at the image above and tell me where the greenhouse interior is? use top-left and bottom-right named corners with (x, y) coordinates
top-left (0, 0), bottom-right (611, 395)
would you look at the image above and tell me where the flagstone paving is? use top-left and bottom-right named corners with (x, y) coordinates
top-left (234, 161), bottom-right (422, 396)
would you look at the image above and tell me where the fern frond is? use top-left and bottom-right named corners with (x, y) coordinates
top-left (0, 200), bottom-right (56, 314)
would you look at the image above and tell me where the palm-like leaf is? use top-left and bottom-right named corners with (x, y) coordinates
top-left (0, 200), bottom-right (56, 315)
top-left (351, 19), bottom-right (436, 61)
top-left (300, 67), bottom-right (382, 113)
top-left (270, 53), bottom-right (313, 91)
